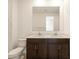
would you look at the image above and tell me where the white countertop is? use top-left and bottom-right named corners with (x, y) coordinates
top-left (26, 34), bottom-right (70, 38)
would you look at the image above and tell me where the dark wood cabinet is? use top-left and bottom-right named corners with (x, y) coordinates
top-left (27, 38), bottom-right (70, 59)
top-left (27, 39), bottom-right (47, 59)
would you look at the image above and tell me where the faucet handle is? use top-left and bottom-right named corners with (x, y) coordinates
top-left (38, 32), bottom-right (42, 35)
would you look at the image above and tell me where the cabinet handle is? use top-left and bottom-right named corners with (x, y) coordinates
top-left (35, 45), bottom-right (37, 49)
top-left (58, 46), bottom-right (62, 59)
top-left (34, 44), bottom-right (39, 56)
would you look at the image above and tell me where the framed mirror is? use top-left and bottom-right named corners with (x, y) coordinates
top-left (32, 7), bottom-right (60, 32)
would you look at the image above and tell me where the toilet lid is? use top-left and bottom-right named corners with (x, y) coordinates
top-left (9, 47), bottom-right (24, 56)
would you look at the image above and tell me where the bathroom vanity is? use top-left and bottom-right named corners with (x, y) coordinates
top-left (28, 1), bottom-right (70, 59)
top-left (26, 35), bottom-right (70, 59)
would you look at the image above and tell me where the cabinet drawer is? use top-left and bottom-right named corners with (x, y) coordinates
top-left (57, 39), bottom-right (70, 44)
top-left (27, 38), bottom-right (47, 44)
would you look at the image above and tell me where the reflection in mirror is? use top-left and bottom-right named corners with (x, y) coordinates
top-left (32, 7), bottom-right (59, 32)
top-left (46, 16), bottom-right (54, 31)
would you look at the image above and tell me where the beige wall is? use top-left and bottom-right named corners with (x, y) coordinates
top-left (8, 0), bottom-right (18, 51)
top-left (33, 0), bottom-right (70, 35)
top-left (60, 0), bottom-right (70, 35)
top-left (18, 0), bottom-right (32, 38)
top-left (12, 0), bottom-right (18, 49)
top-left (8, 0), bottom-right (69, 51)
top-left (8, 0), bottom-right (12, 51)
top-left (63, 0), bottom-right (70, 35)
top-left (8, 0), bottom-right (32, 51)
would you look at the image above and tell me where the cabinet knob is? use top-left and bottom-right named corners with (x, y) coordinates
top-left (35, 45), bottom-right (37, 49)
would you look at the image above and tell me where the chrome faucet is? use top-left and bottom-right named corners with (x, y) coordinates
top-left (38, 32), bottom-right (42, 35)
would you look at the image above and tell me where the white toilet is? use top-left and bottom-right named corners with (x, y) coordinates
top-left (8, 39), bottom-right (26, 59)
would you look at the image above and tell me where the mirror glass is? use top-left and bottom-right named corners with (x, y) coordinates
top-left (32, 7), bottom-right (60, 32)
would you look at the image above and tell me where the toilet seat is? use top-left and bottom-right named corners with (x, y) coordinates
top-left (8, 47), bottom-right (24, 58)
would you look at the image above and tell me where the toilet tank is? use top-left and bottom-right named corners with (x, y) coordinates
top-left (18, 39), bottom-right (26, 47)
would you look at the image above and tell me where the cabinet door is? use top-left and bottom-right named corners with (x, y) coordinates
top-left (37, 40), bottom-right (47, 59)
top-left (27, 39), bottom-right (47, 59)
top-left (47, 39), bottom-right (58, 59)
top-left (61, 44), bottom-right (70, 59)
top-left (27, 42), bottom-right (36, 59)
top-left (58, 39), bottom-right (70, 59)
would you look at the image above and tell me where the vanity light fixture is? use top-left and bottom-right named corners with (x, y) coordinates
top-left (33, 0), bottom-right (46, 6)
top-left (33, 0), bottom-right (63, 7)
